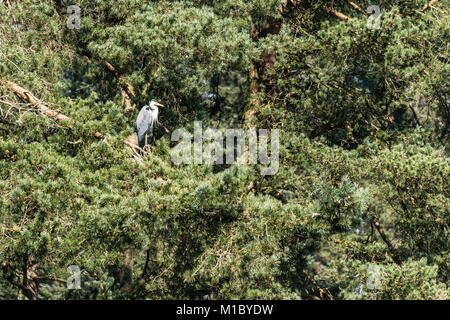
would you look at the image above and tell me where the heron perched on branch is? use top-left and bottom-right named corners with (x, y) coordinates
top-left (136, 99), bottom-right (164, 148)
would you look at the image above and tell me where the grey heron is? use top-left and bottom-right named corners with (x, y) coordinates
top-left (136, 99), bottom-right (164, 148)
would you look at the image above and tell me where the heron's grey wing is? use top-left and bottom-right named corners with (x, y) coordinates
top-left (136, 107), bottom-right (147, 144)
top-left (136, 107), bottom-right (154, 144)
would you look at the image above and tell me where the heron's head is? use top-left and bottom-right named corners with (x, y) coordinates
top-left (149, 99), bottom-right (164, 111)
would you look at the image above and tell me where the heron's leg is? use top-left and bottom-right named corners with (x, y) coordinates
top-left (145, 134), bottom-right (154, 153)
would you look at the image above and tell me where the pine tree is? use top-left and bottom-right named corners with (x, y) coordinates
top-left (0, 0), bottom-right (448, 299)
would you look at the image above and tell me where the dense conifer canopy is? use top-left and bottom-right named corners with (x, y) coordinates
top-left (0, 0), bottom-right (448, 299)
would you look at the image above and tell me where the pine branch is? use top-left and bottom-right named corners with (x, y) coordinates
top-left (1, 79), bottom-right (70, 121)
top-left (371, 214), bottom-right (401, 264)
top-left (322, 6), bottom-right (352, 21)
top-left (423, 0), bottom-right (439, 10)
top-left (36, 277), bottom-right (67, 284)
top-left (302, 270), bottom-right (334, 300)
top-left (348, 1), bottom-right (365, 14)
top-left (1, 79), bottom-right (104, 138)
top-left (0, 79), bottom-right (157, 158)
top-left (409, 105), bottom-right (422, 125)
top-left (80, 51), bottom-right (136, 111)
top-left (104, 61), bottom-right (136, 111)
top-left (141, 249), bottom-right (151, 279)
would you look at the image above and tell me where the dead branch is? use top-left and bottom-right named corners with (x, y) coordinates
top-left (104, 61), bottom-right (136, 111)
top-left (0, 99), bottom-right (32, 112)
top-left (348, 1), bottom-right (365, 14)
top-left (158, 122), bottom-right (171, 135)
top-left (124, 140), bottom-right (148, 155)
top-left (1, 79), bottom-right (103, 139)
top-left (371, 214), bottom-right (400, 264)
top-left (1, 79), bottom-right (70, 121)
top-left (423, 0), bottom-right (439, 10)
top-left (322, 6), bottom-right (352, 21)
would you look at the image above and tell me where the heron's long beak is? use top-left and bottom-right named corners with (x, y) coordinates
top-left (155, 102), bottom-right (164, 107)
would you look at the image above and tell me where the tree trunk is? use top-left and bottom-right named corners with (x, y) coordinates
top-left (119, 247), bottom-right (134, 292)
top-left (21, 255), bottom-right (39, 300)
top-left (245, 1), bottom-right (298, 127)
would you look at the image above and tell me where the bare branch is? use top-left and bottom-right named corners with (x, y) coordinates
top-left (423, 0), bottom-right (439, 10)
top-left (1, 79), bottom-right (104, 139)
top-left (371, 214), bottom-right (401, 264)
top-left (1, 79), bottom-right (70, 121)
top-left (322, 6), bottom-right (352, 21)
top-left (348, 1), bottom-right (365, 14)
top-left (104, 61), bottom-right (136, 111)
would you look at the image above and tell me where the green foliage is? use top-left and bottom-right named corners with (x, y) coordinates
top-left (320, 257), bottom-right (449, 300)
top-left (0, 0), bottom-right (448, 300)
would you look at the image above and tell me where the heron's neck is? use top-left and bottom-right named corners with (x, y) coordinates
top-left (152, 109), bottom-right (158, 126)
